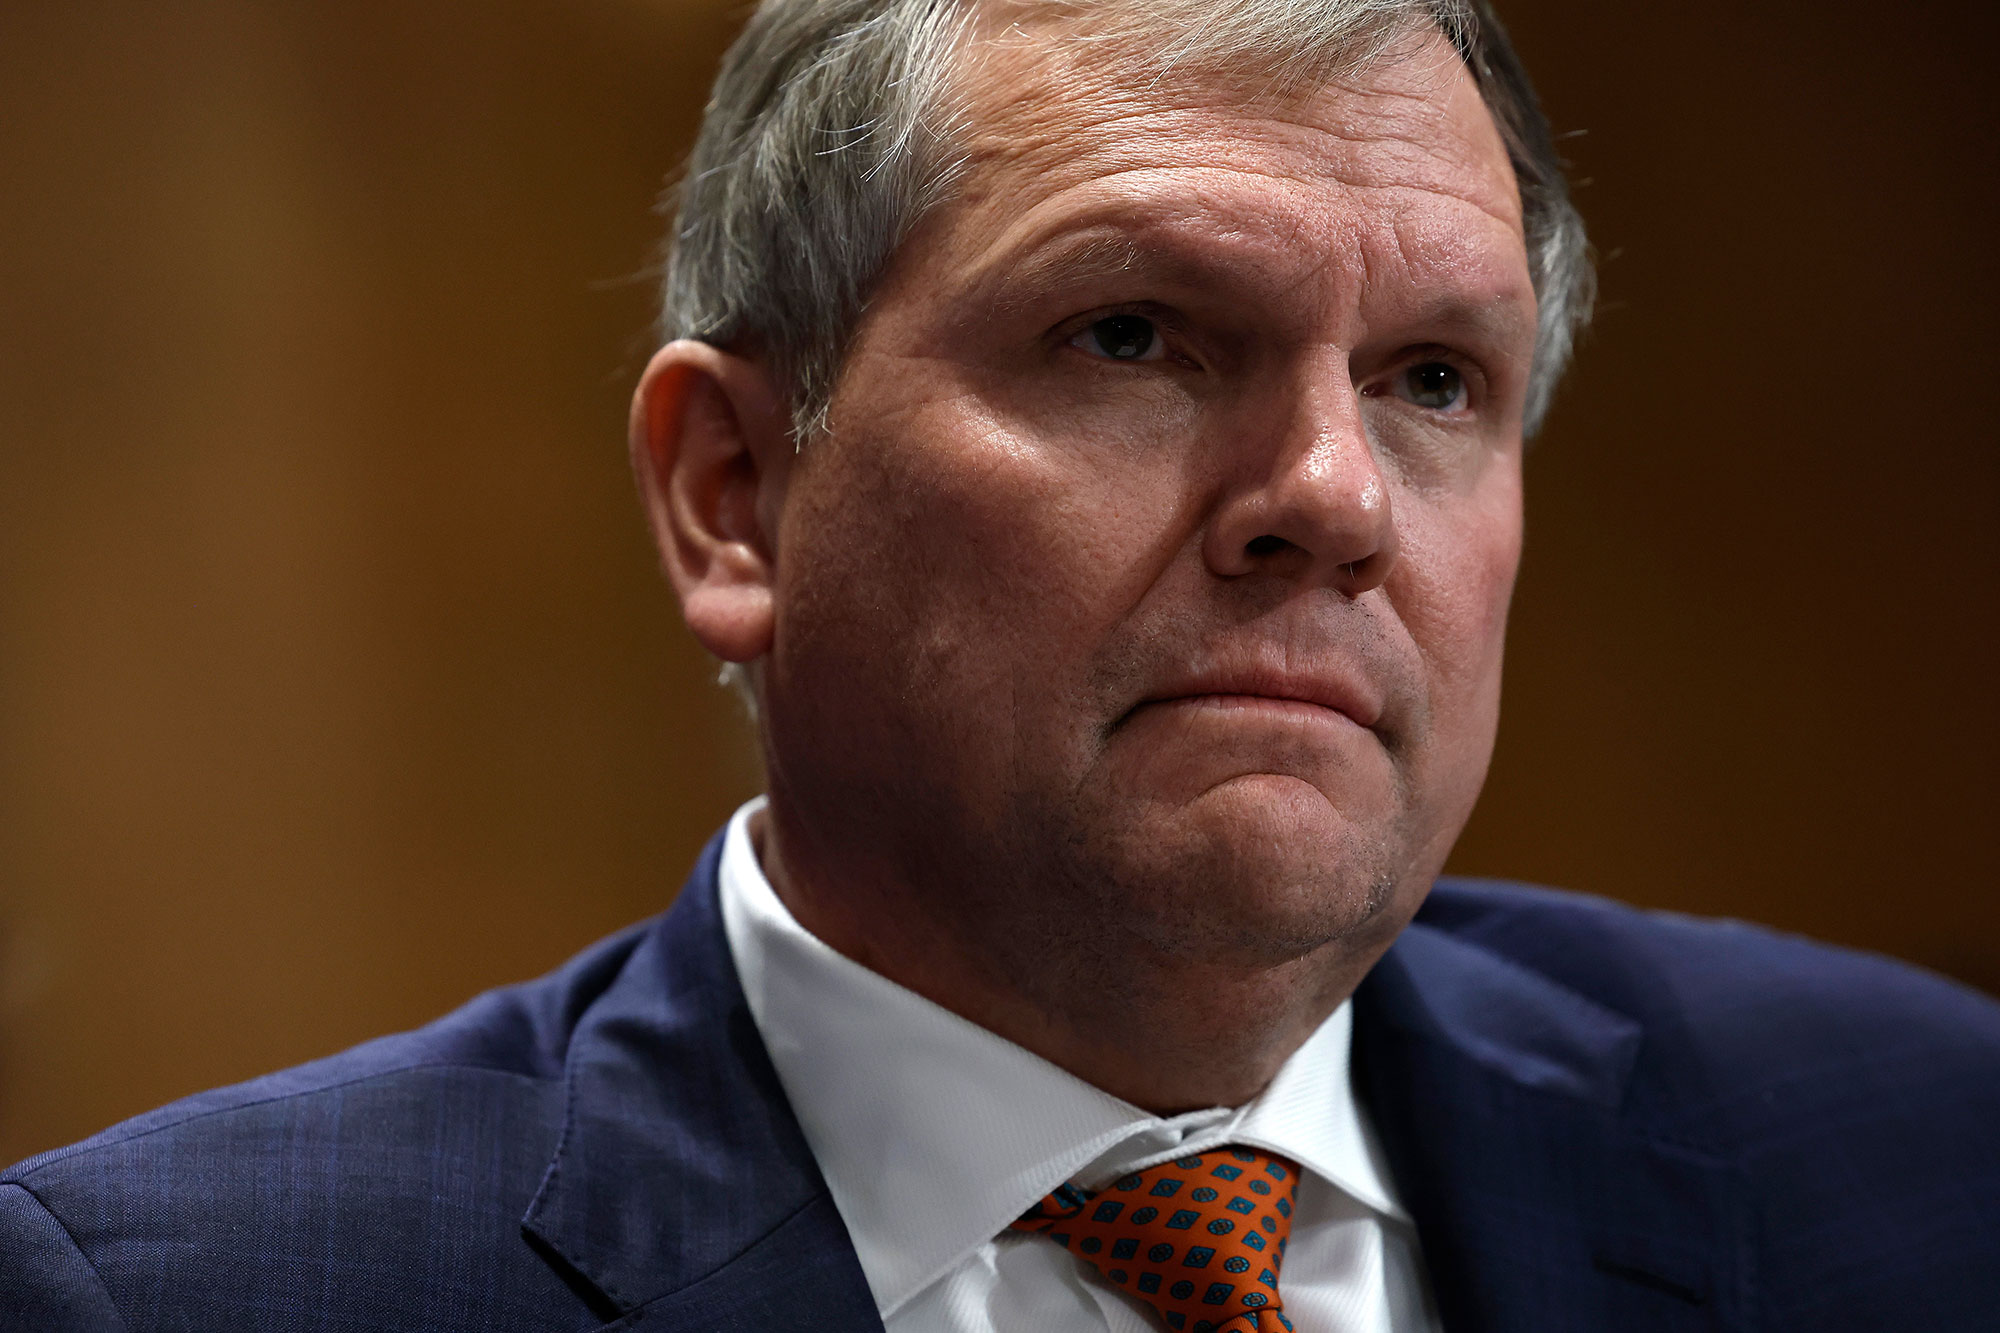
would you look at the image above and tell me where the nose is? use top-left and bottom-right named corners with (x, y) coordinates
top-left (1201, 377), bottom-right (1398, 596)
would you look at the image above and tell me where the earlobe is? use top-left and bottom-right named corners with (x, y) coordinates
top-left (628, 340), bottom-right (790, 665)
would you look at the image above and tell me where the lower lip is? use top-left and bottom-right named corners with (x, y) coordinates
top-left (1142, 693), bottom-right (1363, 728)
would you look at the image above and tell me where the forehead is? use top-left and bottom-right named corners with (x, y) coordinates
top-left (883, 17), bottom-right (1529, 329)
top-left (960, 14), bottom-right (1515, 204)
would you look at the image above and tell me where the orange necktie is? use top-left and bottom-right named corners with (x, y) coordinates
top-left (1012, 1148), bottom-right (1299, 1332)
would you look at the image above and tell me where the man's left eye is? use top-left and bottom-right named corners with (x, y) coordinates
top-left (1396, 361), bottom-right (1468, 411)
top-left (1073, 315), bottom-right (1164, 362)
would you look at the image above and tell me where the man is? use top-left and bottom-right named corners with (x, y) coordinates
top-left (4, 0), bottom-right (1996, 1329)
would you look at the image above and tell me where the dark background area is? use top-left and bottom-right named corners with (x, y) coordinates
top-left (2, 0), bottom-right (1994, 1164)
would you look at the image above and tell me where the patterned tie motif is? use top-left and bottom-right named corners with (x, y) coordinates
top-left (1012, 1148), bottom-right (1299, 1332)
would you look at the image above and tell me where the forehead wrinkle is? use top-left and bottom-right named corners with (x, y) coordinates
top-left (951, 99), bottom-right (1520, 262)
top-left (955, 173), bottom-right (1359, 319)
top-left (966, 85), bottom-right (1499, 188)
top-left (937, 18), bottom-right (1524, 233)
top-left (945, 164), bottom-right (1525, 333)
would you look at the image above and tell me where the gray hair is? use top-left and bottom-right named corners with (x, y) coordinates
top-left (661, 0), bottom-right (1593, 440)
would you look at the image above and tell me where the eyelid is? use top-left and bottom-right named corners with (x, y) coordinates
top-left (1055, 303), bottom-right (1201, 369)
top-left (1367, 345), bottom-right (1484, 413)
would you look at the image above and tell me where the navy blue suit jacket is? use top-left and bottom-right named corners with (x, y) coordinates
top-left (5, 833), bottom-right (1998, 1331)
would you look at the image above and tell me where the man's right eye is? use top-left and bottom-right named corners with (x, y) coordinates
top-left (1073, 315), bottom-right (1163, 362)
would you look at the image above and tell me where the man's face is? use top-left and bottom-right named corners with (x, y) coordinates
top-left (756, 25), bottom-right (1536, 978)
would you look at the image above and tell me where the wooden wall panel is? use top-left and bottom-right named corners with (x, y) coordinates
top-left (2, 0), bottom-right (1993, 1163)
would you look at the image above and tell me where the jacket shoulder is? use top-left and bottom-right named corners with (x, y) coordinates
top-left (8, 917), bottom-right (648, 1178)
top-left (1417, 877), bottom-right (2000, 1096)
top-left (1417, 877), bottom-right (2000, 1325)
top-left (0, 918), bottom-right (658, 1332)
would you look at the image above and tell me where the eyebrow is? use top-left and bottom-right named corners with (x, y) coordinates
top-left (975, 220), bottom-right (1290, 320)
top-left (973, 215), bottom-right (1537, 351)
top-left (992, 233), bottom-right (1148, 307)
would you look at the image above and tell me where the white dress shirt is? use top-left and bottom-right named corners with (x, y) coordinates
top-left (718, 798), bottom-right (1442, 1332)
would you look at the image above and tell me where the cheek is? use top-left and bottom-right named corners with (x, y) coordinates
top-left (1392, 478), bottom-right (1522, 741)
top-left (774, 398), bottom-right (1184, 759)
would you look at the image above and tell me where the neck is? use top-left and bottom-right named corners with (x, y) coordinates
top-left (750, 803), bottom-right (1404, 1113)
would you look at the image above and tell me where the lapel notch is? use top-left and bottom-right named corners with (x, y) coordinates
top-left (520, 835), bottom-right (884, 1332)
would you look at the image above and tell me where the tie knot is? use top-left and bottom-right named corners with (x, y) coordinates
top-left (1012, 1148), bottom-right (1299, 1333)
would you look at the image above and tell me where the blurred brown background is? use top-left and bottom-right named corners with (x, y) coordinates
top-left (1, 0), bottom-right (1994, 1165)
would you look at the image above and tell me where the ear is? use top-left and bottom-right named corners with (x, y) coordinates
top-left (628, 340), bottom-right (792, 664)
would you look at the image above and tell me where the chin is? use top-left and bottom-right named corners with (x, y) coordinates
top-left (1081, 774), bottom-right (1411, 964)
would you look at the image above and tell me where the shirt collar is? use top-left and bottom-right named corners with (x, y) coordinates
top-left (717, 797), bottom-right (1409, 1317)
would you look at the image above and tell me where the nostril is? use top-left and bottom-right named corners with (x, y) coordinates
top-left (1245, 535), bottom-right (1288, 557)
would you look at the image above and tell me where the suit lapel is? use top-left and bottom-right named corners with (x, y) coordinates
top-left (1354, 918), bottom-right (1753, 1332)
top-left (520, 834), bottom-right (884, 1332)
top-left (520, 837), bottom-right (1756, 1331)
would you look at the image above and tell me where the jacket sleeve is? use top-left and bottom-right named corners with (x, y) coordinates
top-left (0, 1182), bottom-right (130, 1333)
